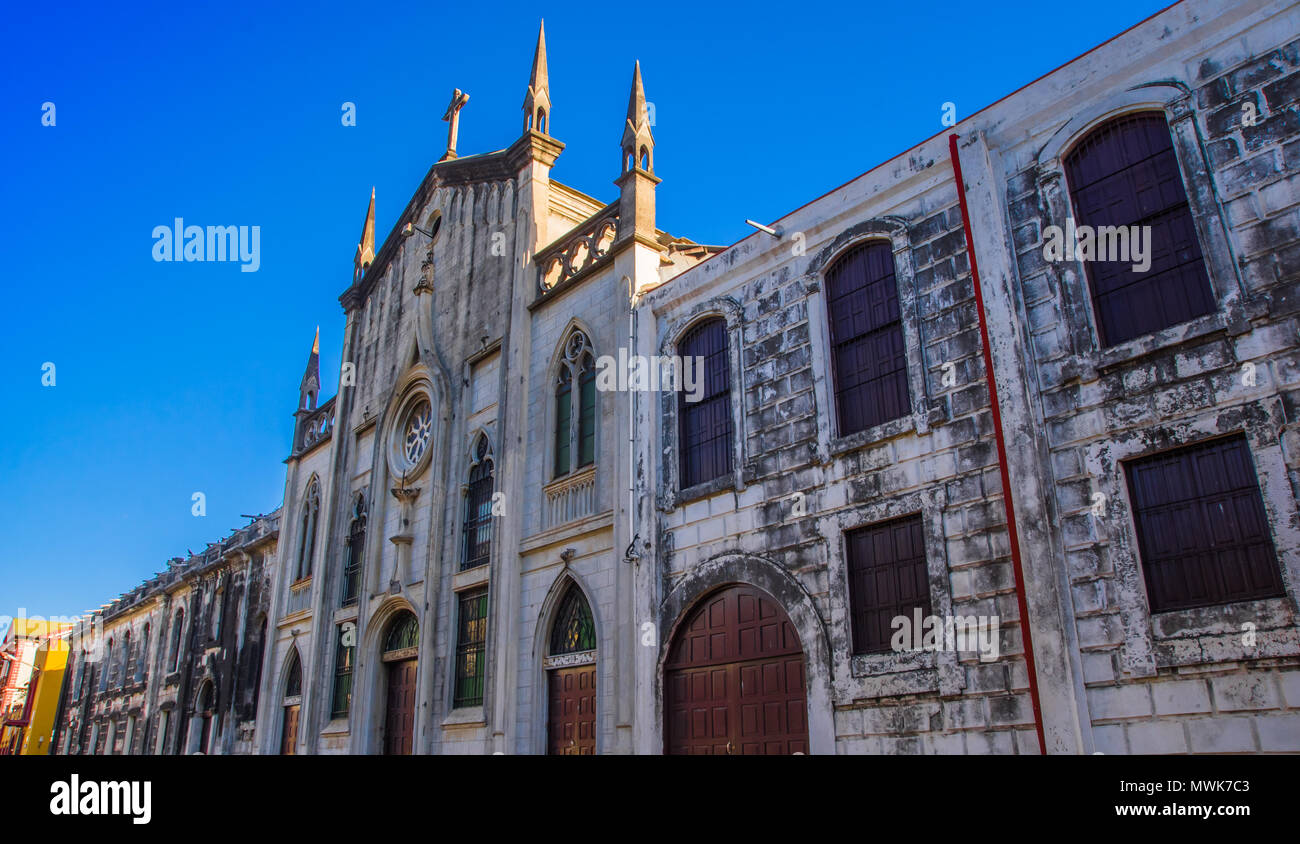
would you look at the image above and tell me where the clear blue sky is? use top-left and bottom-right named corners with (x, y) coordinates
top-left (0, 0), bottom-right (1176, 629)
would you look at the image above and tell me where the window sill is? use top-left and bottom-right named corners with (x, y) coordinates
top-left (1089, 310), bottom-right (1231, 375)
top-left (674, 475), bottom-right (737, 508)
top-left (849, 648), bottom-right (936, 678)
top-left (452, 566), bottom-right (489, 592)
top-left (332, 605), bottom-right (361, 624)
top-left (1149, 596), bottom-right (1298, 668)
top-left (441, 706), bottom-right (486, 729)
top-left (829, 414), bottom-right (917, 460)
top-left (847, 650), bottom-right (942, 699)
top-left (320, 718), bottom-right (350, 736)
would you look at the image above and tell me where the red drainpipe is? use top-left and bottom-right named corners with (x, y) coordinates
top-left (948, 133), bottom-right (1046, 755)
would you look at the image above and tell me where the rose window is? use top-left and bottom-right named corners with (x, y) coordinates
top-left (403, 399), bottom-right (433, 465)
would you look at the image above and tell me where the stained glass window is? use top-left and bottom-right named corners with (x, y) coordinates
top-left (384, 612), bottom-right (420, 656)
top-left (549, 586), bottom-right (596, 655)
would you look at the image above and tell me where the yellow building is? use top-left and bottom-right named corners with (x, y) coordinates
top-left (0, 619), bottom-right (72, 755)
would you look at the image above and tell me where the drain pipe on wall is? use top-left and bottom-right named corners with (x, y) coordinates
top-left (948, 133), bottom-right (1046, 756)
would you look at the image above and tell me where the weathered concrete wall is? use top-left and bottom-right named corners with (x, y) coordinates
top-left (996, 0), bottom-right (1300, 753)
top-left (634, 0), bottom-right (1300, 754)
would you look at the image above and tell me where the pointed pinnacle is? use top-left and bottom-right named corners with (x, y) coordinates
top-left (530, 20), bottom-right (548, 92)
top-left (626, 60), bottom-right (646, 126)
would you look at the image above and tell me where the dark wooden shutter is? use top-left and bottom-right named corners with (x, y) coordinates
top-left (678, 318), bottom-right (733, 489)
top-left (825, 241), bottom-right (910, 436)
top-left (1065, 112), bottom-right (1215, 346)
top-left (1126, 434), bottom-right (1284, 612)
top-left (845, 514), bottom-right (931, 654)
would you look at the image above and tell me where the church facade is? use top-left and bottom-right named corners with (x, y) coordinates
top-left (54, 0), bottom-right (1300, 754)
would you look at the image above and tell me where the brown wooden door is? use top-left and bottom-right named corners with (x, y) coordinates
top-left (384, 659), bottom-right (417, 756)
top-left (280, 705), bottom-right (299, 755)
top-left (547, 665), bottom-right (596, 755)
top-left (665, 584), bottom-right (809, 755)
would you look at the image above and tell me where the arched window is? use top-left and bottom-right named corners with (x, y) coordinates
top-left (284, 652), bottom-right (301, 697)
top-left (342, 493), bottom-right (366, 607)
top-left (549, 586), bottom-right (596, 655)
top-left (296, 478), bottom-right (321, 581)
top-left (101, 640), bottom-right (113, 691)
top-left (136, 624), bottom-right (150, 684)
top-left (1064, 111), bottom-right (1214, 346)
top-left (462, 435), bottom-right (494, 571)
top-left (211, 587), bottom-right (224, 641)
top-left (196, 680), bottom-right (215, 754)
top-left (120, 629), bottom-right (132, 688)
top-left (169, 610), bottom-right (184, 673)
top-left (384, 612), bottom-right (420, 658)
top-left (281, 650), bottom-right (301, 756)
top-left (825, 240), bottom-right (910, 436)
top-left (677, 317), bottom-right (732, 489)
top-left (72, 650), bottom-right (88, 698)
top-left (554, 330), bottom-right (597, 478)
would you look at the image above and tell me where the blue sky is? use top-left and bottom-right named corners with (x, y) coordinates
top-left (0, 0), bottom-right (1177, 629)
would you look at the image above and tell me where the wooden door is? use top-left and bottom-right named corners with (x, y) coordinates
top-left (665, 584), bottom-right (809, 755)
top-left (384, 659), bottom-right (417, 756)
top-left (280, 705), bottom-right (299, 755)
top-left (547, 665), bottom-right (596, 755)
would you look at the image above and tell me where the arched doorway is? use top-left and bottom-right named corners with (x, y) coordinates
top-left (664, 584), bottom-right (809, 754)
top-left (381, 612), bottom-right (419, 755)
top-left (545, 584), bottom-right (596, 755)
top-left (280, 650), bottom-right (301, 755)
top-left (194, 680), bottom-right (215, 754)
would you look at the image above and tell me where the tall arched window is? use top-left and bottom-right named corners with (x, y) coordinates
top-left (677, 317), bottom-right (732, 489)
top-left (280, 649), bottom-right (301, 756)
top-left (120, 630), bottom-right (132, 688)
top-left (554, 330), bottom-right (597, 478)
top-left (136, 624), bottom-right (150, 684)
top-left (342, 493), bottom-right (366, 607)
top-left (211, 587), bottom-right (224, 641)
top-left (825, 240), bottom-right (909, 436)
top-left (462, 435), bottom-right (494, 571)
top-left (101, 640), bottom-right (113, 691)
top-left (296, 478), bottom-right (321, 581)
top-left (1064, 111), bottom-right (1214, 346)
top-left (169, 609), bottom-right (184, 673)
top-left (550, 586), bottom-right (596, 656)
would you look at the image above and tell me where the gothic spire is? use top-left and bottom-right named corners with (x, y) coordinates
top-left (621, 61), bottom-right (653, 173)
top-left (299, 327), bottom-right (321, 411)
top-left (522, 20), bottom-right (551, 135)
top-left (354, 187), bottom-right (375, 283)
